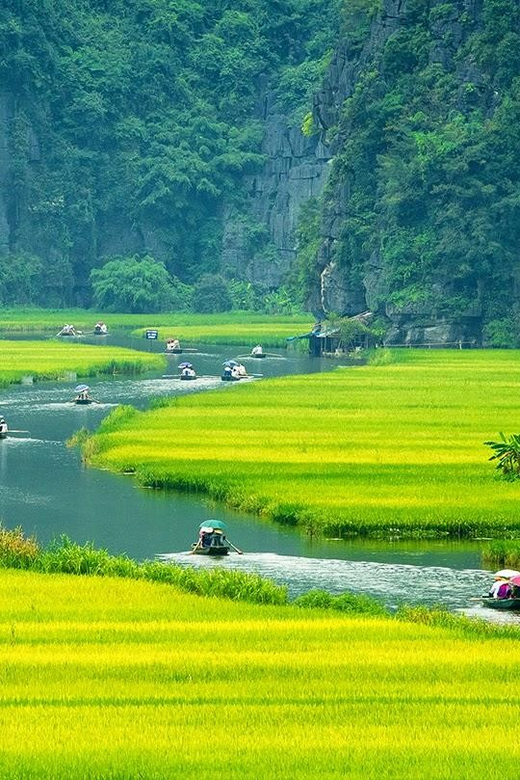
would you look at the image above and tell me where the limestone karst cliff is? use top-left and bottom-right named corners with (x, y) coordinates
top-left (1, 0), bottom-right (520, 346)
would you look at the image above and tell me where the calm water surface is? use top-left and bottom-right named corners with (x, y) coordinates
top-left (0, 332), bottom-right (506, 620)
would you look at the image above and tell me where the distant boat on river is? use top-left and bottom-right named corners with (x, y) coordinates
top-left (57, 324), bottom-right (81, 337)
top-left (72, 384), bottom-right (98, 405)
top-left (179, 362), bottom-right (197, 380)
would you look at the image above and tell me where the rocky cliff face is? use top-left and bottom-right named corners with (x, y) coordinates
top-left (222, 92), bottom-right (331, 289)
top-left (306, 0), bottom-right (494, 345)
top-left (0, 94), bottom-right (12, 254)
top-left (1, 0), bottom-right (514, 345)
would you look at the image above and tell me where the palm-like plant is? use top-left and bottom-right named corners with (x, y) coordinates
top-left (484, 432), bottom-right (520, 479)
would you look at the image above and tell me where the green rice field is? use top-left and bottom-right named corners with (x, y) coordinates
top-left (0, 567), bottom-right (519, 779)
top-left (0, 340), bottom-right (164, 386)
top-left (86, 349), bottom-right (520, 538)
top-left (0, 308), bottom-right (311, 347)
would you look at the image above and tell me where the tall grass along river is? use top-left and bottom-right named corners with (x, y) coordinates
top-left (0, 337), bottom-right (515, 619)
top-left (2, 337), bottom-right (520, 779)
top-left (0, 567), bottom-right (519, 779)
top-left (88, 349), bottom-right (520, 539)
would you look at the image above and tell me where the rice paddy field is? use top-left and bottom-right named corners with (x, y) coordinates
top-left (0, 340), bottom-right (164, 386)
top-left (87, 349), bottom-right (520, 538)
top-left (0, 308), bottom-right (311, 347)
top-left (0, 567), bottom-right (519, 780)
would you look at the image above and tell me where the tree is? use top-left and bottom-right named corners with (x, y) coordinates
top-left (484, 432), bottom-right (520, 480)
top-left (192, 274), bottom-right (232, 313)
top-left (90, 255), bottom-right (176, 313)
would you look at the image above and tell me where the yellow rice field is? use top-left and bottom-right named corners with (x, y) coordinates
top-left (87, 349), bottom-right (520, 537)
top-left (0, 340), bottom-right (164, 385)
top-left (0, 309), bottom-right (311, 347)
top-left (0, 568), bottom-right (519, 779)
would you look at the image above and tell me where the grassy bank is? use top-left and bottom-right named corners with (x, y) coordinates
top-left (83, 349), bottom-right (520, 538)
top-left (0, 340), bottom-right (164, 386)
top-left (0, 309), bottom-right (311, 347)
top-left (0, 564), bottom-right (519, 779)
top-left (482, 539), bottom-right (520, 569)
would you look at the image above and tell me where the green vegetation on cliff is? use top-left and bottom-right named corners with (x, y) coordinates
top-left (0, 0), bottom-right (340, 306)
top-left (309, 0), bottom-right (520, 342)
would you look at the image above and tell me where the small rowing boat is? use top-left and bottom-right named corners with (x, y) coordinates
top-left (191, 542), bottom-right (229, 556)
top-left (190, 520), bottom-right (243, 556)
top-left (482, 596), bottom-right (520, 610)
top-left (73, 384), bottom-right (98, 405)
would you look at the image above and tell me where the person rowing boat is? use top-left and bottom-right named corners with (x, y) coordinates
top-left (165, 338), bottom-right (182, 353)
top-left (190, 520), bottom-right (243, 555)
top-left (179, 362), bottom-right (197, 380)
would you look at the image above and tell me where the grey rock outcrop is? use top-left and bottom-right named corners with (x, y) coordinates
top-left (222, 94), bottom-right (332, 287)
top-left (0, 94), bottom-right (13, 253)
top-left (309, 0), bottom-right (489, 345)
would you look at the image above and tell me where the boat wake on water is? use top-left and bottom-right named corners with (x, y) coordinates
top-left (157, 551), bottom-right (492, 613)
top-left (1, 436), bottom-right (61, 446)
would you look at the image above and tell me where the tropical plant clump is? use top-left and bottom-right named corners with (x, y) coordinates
top-left (484, 432), bottom-right (520, 480)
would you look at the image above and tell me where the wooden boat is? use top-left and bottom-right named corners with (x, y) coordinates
top-left (180, 374), bottom-right (197, 381)
top-left (482, 596), bottom-right (520, 610)
top-left (94, 322), bottom-right (108, 335)
top-left (57, 325), bottom-right (78, 337)
top-left (73, 384), bottom-right (95, 404)
top-left (221, 374), bottom-right (240, 381)
top-left (191, 522), bottom-right (243, 556)
top-left (191, 542), bottom-right (229, 556)
top-left (165, 347), bottom-right (200, 355)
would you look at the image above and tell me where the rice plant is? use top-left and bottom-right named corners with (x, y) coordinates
top-left (481, 539), bottom-right (520, 569)
top-left (84, 349), bottom-right (520, 538)
top-left (0, 531), bottom-right (288, 607)
top-left (0, 308), bottom-right (311, 347)
top-left (0, 340), bottom-right (164, 386)
top-left (0, 567), bottom-right (519, 779)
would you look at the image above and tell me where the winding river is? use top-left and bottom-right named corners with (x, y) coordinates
top-left (0, 332), bottom-right (508, 621)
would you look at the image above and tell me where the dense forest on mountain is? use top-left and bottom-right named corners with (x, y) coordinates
top-left (2, 0), bottom-right (520, 344)
top-left (303, 0), bottom-right (520, 345)
top-left (0, 0), bottom-right (339, 309)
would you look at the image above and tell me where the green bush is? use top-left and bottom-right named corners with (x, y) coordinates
top-left (90, 255), bottom-right (176, 313)
top-left (192, 274), bottom-right (233, 313)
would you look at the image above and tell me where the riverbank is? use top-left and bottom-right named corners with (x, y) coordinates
top-left (0, 560), bottom-right (518, 779)
top-left (0, 309), bottom-right (311, 348)
top-left (82, 349), bottom-right (520, 539)
top-left (0, 340), bottom-right (164, 386)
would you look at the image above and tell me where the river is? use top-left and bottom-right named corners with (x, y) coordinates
top-left (0, 331), bottom-right (509, 621)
